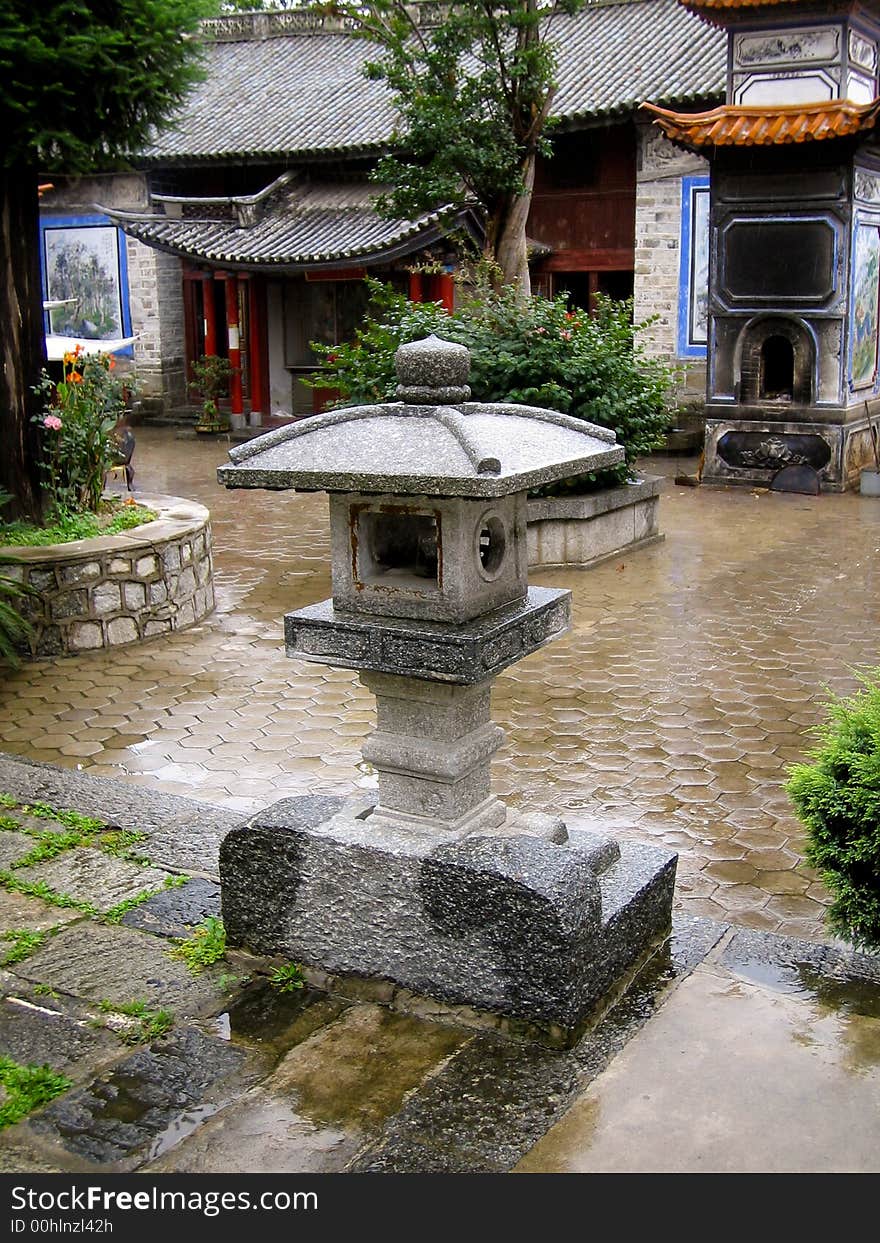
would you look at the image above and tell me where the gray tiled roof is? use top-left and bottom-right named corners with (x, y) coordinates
top-left (551, 0), bottom-right (726, 122)
top-left (142, 1), bottom-right (726, 164)
top-left (105, 179), bottom-right (473, 268)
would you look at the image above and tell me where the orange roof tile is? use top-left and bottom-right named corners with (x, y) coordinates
top-left (681, 0), bottom-right (810, 8)
top-left (641, 99), bottom-right (880, 148)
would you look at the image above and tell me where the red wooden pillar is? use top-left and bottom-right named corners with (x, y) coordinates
top-left (224, 273), bottom-right (243, 416)
top-left (248, 277), bottom-right (268, 425)
top-left (203, 274), bottom-right (217, 357)
top-left (409, 271), bottom-right (424, 302)
top-left (435, 272), bottom-right (454, 313)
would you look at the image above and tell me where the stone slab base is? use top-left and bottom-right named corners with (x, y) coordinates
top-left (526, 475), bottom-right (662, 570)
top-left (220, 794), bottom-right (677, 1044)
top-left (701, 417), bottom-right (877, 493)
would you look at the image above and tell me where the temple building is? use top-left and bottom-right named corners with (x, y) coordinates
top-left (37, 3), bottom-right (728, 424)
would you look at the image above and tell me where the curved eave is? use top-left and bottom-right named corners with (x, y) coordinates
top-left (135, 139), bottom-right (391, 168)
top-left (108, 209), bottom-right (481, 273)
top-left (558, 89), bottom-right (724, 130)
top-left (216, 455), bottom-right (624, 498)
top-left (641, 99), bottom-right (880, 150)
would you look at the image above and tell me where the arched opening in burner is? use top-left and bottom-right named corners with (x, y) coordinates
top-left (760, 335), bottom-right (795, 401)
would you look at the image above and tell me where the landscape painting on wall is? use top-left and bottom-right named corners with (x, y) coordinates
top-left (850, 221), bottom-right (880, 389)
top-left (42, 219), bottom-right (127, 340)
top-left (677, 176), bottom-right (710, 358)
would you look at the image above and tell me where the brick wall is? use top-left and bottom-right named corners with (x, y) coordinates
top-left (126, 238), bottom-right (187, 415)
top-left (633, 126), bottom-right (709, 401)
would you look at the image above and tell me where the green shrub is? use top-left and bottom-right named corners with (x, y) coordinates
top-left (0, 493), bottom-right (35, 666)
top-left (786, 668), bottom-right (880, 949)
top-left (32, 348), bottom-right (133, 516)
top-left (0, 499), bottom-right (156, 547)
top-left (310, 279), bottom-right (676, 489)
top-left (189, 354), bottom-right (233, 430)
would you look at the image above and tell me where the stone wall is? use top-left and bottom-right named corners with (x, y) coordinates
top-left (527, 476), bottom-right (663, 570)
top-left (0, 496), bottom-right (214, 659)
top-left (633, 125), bottom-right (708, 402)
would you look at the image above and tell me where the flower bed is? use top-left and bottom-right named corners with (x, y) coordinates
top-left (527, 475), bottom-right (663, 570)
top-left (0, 494), bottom-right (214, 659)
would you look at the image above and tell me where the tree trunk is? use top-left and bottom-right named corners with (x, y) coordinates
top-left (0, 167), bottom-right (45, 523)
top-left (490, 150), bottom-right (535, 298)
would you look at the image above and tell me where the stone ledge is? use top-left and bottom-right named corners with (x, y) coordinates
top-left (0, 493), bottom-right (215, 659)
top-left (285, 586), bottom-right (571, 684)
top-left (527, 475), bottom-right (664, 570)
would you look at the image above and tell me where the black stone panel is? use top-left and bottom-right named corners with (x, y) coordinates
top-left (717, 430), bottom-right (832, 471)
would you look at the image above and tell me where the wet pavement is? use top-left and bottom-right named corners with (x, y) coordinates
top-left (0, 753), bottom-right (878, 1176)
top-left (1, 426), bottom-right (880, 941)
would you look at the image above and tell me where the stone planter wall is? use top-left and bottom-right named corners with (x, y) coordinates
top-left (0, 495), bottom-right (215, 659)
top-left (527, 475), bottom-right (663, 570)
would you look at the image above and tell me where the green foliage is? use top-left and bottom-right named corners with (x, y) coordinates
top-left (0, 869), bottom-right (98, 915)
top-left (0, 492), bottom-right (35, 666)
top-left (0, 568), bottom-right (33, 667)
top-left (0, 0), bottom-right (212, 173)
top-left (0, 1056), bottom-right (71, 1129)
top-left (268, 962), bottom-right (306, 992)
top-left (97, 998), bottom-right (174, 1044)
top-left (320, 0), bottom-right (584, 282)
top-left (312, 279), bottom-right (674, 485)
top-left (0, 928), bottom-right (47, 965)
top-left (0, 499), bottom-right (157, 547)
top-left (168, 915), bottom-right (227, 974)
top-left (786, 668), bottom-right (880, 949)
top-left (12, 830), bottom-right (87, 870)
top-left (189, 354), bottom-right (233, 429)
top-left (32, 350), bottom-right (132, 516)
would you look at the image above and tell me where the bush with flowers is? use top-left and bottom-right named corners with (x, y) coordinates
top-left (30, 345), bottom-right (134, 516)
top-left (310, 278), bottom-right (676, 491)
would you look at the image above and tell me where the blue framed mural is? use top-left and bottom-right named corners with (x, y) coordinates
top-left (39, 214), bottom-right (133, 356)
top-left (849, 216), bottom-right (880, 391)
top-left (677, 175), bottom-right (710, 359)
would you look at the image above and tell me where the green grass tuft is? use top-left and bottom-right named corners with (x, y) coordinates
top-left (0, 1057), bottom-right (71, 1129)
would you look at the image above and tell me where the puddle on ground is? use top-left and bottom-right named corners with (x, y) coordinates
top-left (729, 956), bottom-right (880, 1019)
top-left (214, 979), bottom-right (350, 1059)
top-left (147, 1104), bottom-right (220, 1160)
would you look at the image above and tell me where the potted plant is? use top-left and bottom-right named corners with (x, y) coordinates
top-left (189, 354), bottom-right (233, 435)
top-left (786, 668), bottom-right (880, 949)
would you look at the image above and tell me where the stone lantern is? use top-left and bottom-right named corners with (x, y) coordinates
top-left (217, 337), bottom-right (676, 1042)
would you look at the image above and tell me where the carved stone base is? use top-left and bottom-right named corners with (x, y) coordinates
top-left (220, 794), bottom-right (677, 1041)
top-left (701, 417), bottom-right (877, 492)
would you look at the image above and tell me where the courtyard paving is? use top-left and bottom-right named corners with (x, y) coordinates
top-left (1, 427), bottom-right (879, 941)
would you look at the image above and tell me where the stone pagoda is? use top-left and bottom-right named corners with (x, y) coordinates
top-left (645, 0), bottom-right (880, 490)
top-left (216, 336), bottom-right (677, 1043)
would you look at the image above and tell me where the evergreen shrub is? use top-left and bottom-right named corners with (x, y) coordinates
top-left (311, 279), bottom-right (675, 490)
top-left (786, 668), bottom-right (880, 949)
